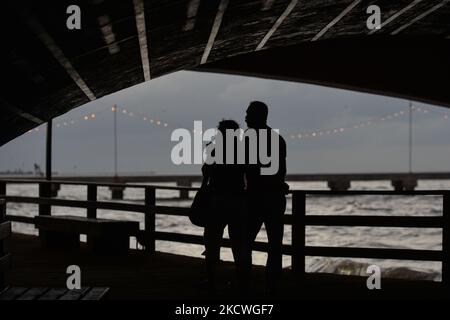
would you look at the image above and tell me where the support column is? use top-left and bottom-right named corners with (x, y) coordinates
top-left (391, 178), bottom-right (417, 191)
top-left (327, 180), bottom-right (351, 191)
top-left (403, 177), bottom-right (418, 191)
top-left (391, 180), bottom-right (404, 191)
top-left (46, 119), bottom-right (52, 181)
top-left (50, 183), bottom-right (60, 197)
top-left (144, 187), bottom-right (156, 253)
top-left (110, 186), bottom-right (125, 200)
top-left (177, 179), bottom-right (191, 199)
top-left (38, 182), bottom-right (51, 216)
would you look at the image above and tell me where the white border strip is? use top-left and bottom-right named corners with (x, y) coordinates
top-left (391, 0), bottom-right (450, 35)
top-left (133, 0), bottom-right (151, 81)
top-left (311, 0), bottom-right (361, 41)
top-left (256, 0), bottom-right (298, 51)
top-left (200, 0), bottom-right (229, 64)
top-left (368, 0), bottom-right (423, 35)
top-left (27, 17), bottom-right (96, 101)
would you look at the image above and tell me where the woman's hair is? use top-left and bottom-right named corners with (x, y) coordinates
top-left (204, 120), bottom-right (240, 164)
top-left (217, 119), bottom-right (239, 134)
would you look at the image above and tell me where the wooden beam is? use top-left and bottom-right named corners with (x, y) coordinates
top-left (26, 15), bottom-right (96, 101)
top-left (391, 0), bottom-right (450, 35)
top-left (183, 0), bottom-right (201, 31)
top-left (369, 0), bottom-right (423, 35)
top-left (256, 0), bottom-right (298, 51)
top-left (200, 0), bottom-right (229, 64)
top-left (2, 99), bottom-right (44, 125)
top-left (133, 0), bottom-right (151, 81)
top-left (312, 0), bottom-right (361, 41)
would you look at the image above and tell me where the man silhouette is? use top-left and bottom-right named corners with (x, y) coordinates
top-left (244, 101), bottom-right (288, 295)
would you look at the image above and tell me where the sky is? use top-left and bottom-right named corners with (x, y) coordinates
top-left (0, 70), bottom-right (449, 175)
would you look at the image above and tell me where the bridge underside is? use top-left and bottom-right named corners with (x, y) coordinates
top-left (195, 37), bottom-right (450, 108)
top-left (2, 0), bottom-right (450, 146)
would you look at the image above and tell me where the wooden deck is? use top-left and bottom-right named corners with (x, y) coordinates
top-left (7, 233), bottom-right (449, 300)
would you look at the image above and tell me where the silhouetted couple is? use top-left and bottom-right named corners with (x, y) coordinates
top-left (201, 101), bottom-right (288, 296)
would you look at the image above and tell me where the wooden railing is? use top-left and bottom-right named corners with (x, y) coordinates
top-left (0, 197), bottom-right (12, 291)
top-left (0, 179), bottom-right (449, 285)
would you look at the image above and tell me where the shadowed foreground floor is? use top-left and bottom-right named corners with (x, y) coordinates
top-left (7, 233), bottom-right (449, 300)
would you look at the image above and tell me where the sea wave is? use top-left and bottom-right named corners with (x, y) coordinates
top-left (307, 258), bottom-right (440, 281)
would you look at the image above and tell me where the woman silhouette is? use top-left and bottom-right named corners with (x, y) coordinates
top-left (201, 119), bottom-right (250, 294)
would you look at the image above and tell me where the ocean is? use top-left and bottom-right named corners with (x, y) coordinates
top-left (5, 179), bottom-right (449, 281)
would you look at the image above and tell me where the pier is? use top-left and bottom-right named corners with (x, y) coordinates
top-left (1, 180), bottom-right (449, 299)
top-left (1, 0), bottom-right (450, 303)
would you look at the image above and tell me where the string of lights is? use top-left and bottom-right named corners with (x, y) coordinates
top-left (26, 105), bottom-right (112, 134)
top-left (411, 105), bottom-right (450, 119)
top-left (288, 104), bottom-right (450, 141)
top-left (112, 105), bottom-right (170, 128)
top-left (26, 104), bottom-right (172, 135)
top-left (24, 103), bottom-right (450, 138)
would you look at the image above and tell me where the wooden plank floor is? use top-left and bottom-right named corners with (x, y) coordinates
top-left (7, 233), bottom-right (448, 300)
top-left (0, 286), bottom-right (108, 300)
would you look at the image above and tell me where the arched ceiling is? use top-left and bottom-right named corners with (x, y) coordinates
top-left (2, 0), bottom-right (450, 146)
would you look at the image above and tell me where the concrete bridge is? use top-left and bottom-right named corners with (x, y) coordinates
top-left (4, 172), bottom-right (450, 199)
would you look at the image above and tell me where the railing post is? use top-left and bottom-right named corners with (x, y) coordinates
top-left (0, 198), bottom-right (8, 291)
top-left (144, 187), bottom-right (156, 253)
top-left (87, 185), bottom-right (97, 219)
top-left (292, 191), bottom-right (306, 277)
top-left (0, 198), bottom-right (5, 222)
top-left (38, 182), bottom-right (51, 216)
top-left (0, 181), bottom-right (6, 197)
top-left (443, 193), bottom-right (450, 289)
top-left (177, 179), bottom-right (191, 199)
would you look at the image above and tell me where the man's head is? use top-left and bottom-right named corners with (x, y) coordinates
top-left (245, 101), bottom-right (268, 129)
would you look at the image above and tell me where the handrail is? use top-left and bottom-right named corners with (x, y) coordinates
top-left (0, 178), bottom-right (199, 191)
top-left (4, 196), bottom-right (148, 213)
top-left (304, 215), bottom-right (444, 228)
top-left (1, 178), bottom-right (448, 195)
top-left (3, 196), bottom-right (192, 216)
top-left (3, 196), bottom-right (444, 227)
top-left (0, 179), bottom-right (448, 285)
